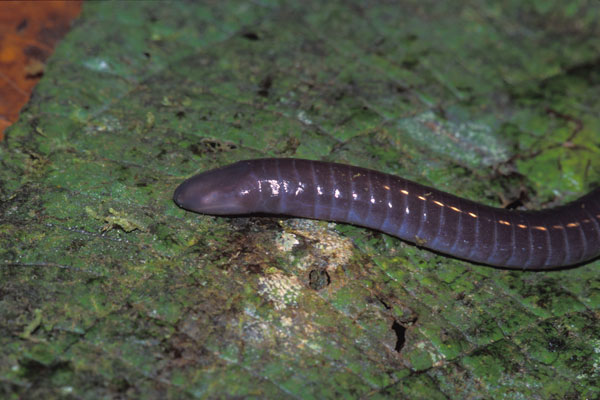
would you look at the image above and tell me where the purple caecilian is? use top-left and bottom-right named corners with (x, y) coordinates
top-left (174, 158), bottom-right (600, 270)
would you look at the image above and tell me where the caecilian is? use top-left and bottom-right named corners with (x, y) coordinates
top-left (174, 158), bottom-right (600, 270)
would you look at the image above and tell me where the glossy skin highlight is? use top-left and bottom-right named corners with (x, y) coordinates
top-left (173, 158), bottom-right (600, 270)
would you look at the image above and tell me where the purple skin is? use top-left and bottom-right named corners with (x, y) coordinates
top-left (174, 158), bottom-right (600, 270)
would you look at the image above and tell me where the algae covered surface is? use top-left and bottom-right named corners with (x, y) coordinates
top-left (1, 1), bottom-right (600, 398)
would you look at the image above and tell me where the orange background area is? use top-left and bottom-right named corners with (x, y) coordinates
top-left (0, 0), bottom-right (82, 140)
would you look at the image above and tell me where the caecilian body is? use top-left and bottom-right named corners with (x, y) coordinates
top-left (174, 158), bottom-right (600, 270)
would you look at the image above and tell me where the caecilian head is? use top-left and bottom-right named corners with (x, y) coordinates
top-left (173, 161), bottom-right (259, 215)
